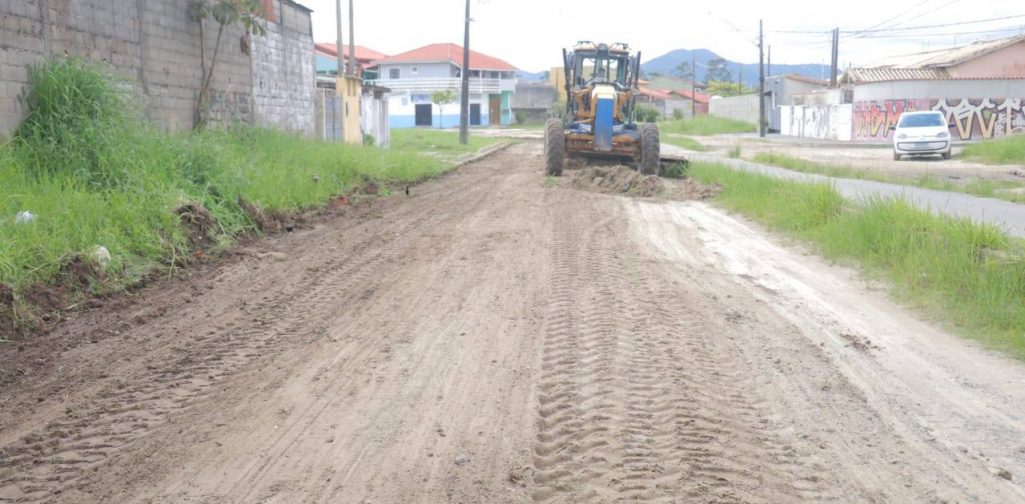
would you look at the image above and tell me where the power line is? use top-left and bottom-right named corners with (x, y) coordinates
top-left (769, 13), bottom-right (1025, 35)
top-left (854, 25), bottom-right (1025, 39)
top-left (847, 0), bottom-right (965, 39)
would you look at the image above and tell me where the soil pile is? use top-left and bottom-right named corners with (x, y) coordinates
top-left (569, 165), bottom-right (666, 197)
top-left (568, 165), bottom-right (720, 200)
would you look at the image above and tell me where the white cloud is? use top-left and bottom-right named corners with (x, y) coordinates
top-left (300, 0), bottom-right (1024, 71)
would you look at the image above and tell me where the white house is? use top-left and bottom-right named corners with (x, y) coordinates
top-left (367, 43), bottom-right (518, 128)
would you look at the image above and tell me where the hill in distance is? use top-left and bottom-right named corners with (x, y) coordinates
top-left (642, 48), bottom-right (829, 87)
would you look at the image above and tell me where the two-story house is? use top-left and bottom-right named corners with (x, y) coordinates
top-left (367, 43), bottom-right (518, 128)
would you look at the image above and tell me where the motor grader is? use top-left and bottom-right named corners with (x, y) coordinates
top-left (544, 41), bottom-right (660, 176)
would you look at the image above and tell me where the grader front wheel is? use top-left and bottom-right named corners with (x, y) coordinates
top-left (638, 123), bottom-right (660, 175)
top-left (544, 118), bottom-right (565, 177)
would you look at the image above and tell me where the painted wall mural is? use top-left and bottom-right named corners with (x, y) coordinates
top-left (854, 98), bottom-right (1025, 141)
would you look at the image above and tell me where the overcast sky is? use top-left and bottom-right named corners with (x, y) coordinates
top-left (299, 0), bottom-right (1025, 71)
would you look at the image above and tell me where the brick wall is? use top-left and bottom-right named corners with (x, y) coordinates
top-left (0, 0), bottom-right (314, 136)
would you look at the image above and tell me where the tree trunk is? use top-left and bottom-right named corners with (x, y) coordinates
top-left (196, 21), bottom-right (225, 128)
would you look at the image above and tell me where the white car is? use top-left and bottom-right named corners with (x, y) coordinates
top-left (890, 111), bottom-right (952, 161)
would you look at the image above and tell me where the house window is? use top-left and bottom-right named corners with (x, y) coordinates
top-left (389, 68), bottom-right (400, 79)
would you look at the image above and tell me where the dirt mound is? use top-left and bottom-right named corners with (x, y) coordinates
top-left (0, 283), bottom-right (14, 338)
top-left (569, 165), bottom-right (666, 197)
top-left (667, 178), bottom-right (722, 201)
top-left (175, 203), bottom-right (218, 251)
top-left (568, 165), bottom-right (720, 201)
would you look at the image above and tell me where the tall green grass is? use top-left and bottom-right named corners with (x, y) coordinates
top-left (962, 135), bottom-right (1025, 165)
top-left (0, 59), bottom-right (452, 299)
top-left (690, 162), bottom-right (1025, 358)
top-left (658, 116), bottom-right (756, 136)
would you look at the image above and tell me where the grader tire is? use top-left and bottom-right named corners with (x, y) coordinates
top-left (544, 118), bottom-right (565, 176)
top-left (639, 123), bottom-right (660, 175)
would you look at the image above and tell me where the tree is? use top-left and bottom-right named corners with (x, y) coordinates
top-left (540, 70), bottom-right (551, 81)
top-left (187, 0), bottom-right (266, 128)
top-left (704, 57), bottom-right (732, 84)
top-left (431, 90), bottom-right (457, 128)
top-left (649, 71), bottom-right (663, 79)
top-left (673, 61), bottom-right (694, 80)
top-left (705, 80), bottom-right (752, 97)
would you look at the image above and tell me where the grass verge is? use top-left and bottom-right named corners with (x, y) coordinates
top-left (659, 116), bottom-right (757, 136)
top-left (962, 135), bottom-right (1025, 165)
top-left (0, 59), bottom-right (480, 335)
top-left (663, 135), bottom-right (707, 151)
top-left (390, 129), bottom-right (504, 164)
top-left (689, 162), bottom-right (1025, 358)
top-left (753, 152), bottom-right (1025, 204)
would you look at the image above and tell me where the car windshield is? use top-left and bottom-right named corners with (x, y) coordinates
top-left (899, 114), bottom-right (945, 127)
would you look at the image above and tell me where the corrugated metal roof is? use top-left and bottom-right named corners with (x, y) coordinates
top-left (868, 35), bottom-right (1025, 69)
top-left (844, 34), bottom-right (1025, 83)
top-left (840, 67), bottom-right (951, 83)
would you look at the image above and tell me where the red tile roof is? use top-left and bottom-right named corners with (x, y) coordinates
top-left (371, 43), bottom-right (517, 71)
top-left (638, 86), bottom-right (672, 100)
top-left (668, 89), bottom-right (710, 104)
top-left (315, 43), bottom-right (388, 63)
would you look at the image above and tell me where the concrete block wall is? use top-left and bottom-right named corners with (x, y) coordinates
top-left (252, 1), bottom-right (315, 135)
top-left (1, 0), bottom-right (314, 136)
top-left (708, 94), bottom-right (760, 125)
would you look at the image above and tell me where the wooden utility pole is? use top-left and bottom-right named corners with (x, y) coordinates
top-left (335, 0), bottom-right (344, 140)
top-left (690, 52), bottom-right (696, 117)
top-left (348, 0), bottom-right (356, 76)
top-left (458, 0), bottom-right (470, 145)
top-left (830, 28), bottom-right (839, 87)
top-left (758, 19), bottom-right (765, 138)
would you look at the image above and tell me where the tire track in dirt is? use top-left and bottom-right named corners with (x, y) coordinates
top-left (0, 147), bottom-right (512, 503)
top-left (0, 224), bottom-right (423, 503)
top-left (531, 194), bottom-right (836, 503)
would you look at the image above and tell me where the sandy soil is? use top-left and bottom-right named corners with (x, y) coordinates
top-left (1, 143), bottom-right (1024, 503)
top-left (692, 134), bottom-right (1025, 182)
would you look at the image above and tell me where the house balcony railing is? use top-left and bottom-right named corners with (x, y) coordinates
top-left (365, 77), bottom-right (516, 94)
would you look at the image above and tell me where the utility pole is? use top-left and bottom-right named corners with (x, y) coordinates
top-left (830, 27), bottom-right (839, 87)
top-left (348, 0), bottom-right (356, 76)
top-left (758, 19), bottom-right (765, 138)
top-left (335, 0), bottom-right (344, 141)
top-left (458, 0), bottom-right (471, 145)
top-left (690, 52), bottom-right (696, 118)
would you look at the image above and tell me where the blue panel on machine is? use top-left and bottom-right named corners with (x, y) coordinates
top-left (593, 98), bottom-right (614, 151)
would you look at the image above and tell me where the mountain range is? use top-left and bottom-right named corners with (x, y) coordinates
top-left (518, 48), bottom-right (831, 87)
top-left (641, 49), bottom-right (830, 87)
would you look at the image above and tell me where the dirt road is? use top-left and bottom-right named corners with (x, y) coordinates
top-left (2, 143), bottom-right (1025, 503)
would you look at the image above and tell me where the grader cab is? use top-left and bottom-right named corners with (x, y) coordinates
top-left (544, 41), bottom-right (660, 176)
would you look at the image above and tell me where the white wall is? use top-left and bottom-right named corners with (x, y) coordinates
top-left (780, 104), bottom-right (853, 141)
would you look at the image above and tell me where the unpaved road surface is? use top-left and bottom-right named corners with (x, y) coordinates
top-left (2, 143), bottom-right (1025, 503)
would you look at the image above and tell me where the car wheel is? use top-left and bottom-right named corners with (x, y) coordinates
top-left (893, 152), bottom-right (901, 161)
top-left (941, 150), bottom-right (951, 160)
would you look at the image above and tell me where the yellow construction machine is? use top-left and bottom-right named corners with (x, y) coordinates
top-left (544, 41), bottom-right (661, 176)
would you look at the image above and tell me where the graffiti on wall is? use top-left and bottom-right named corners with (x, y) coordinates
top-left (933, 98), bottom-right (1025, 140)
top-left (853, 99), bottom-right (931, 140)
top-left (854, 98), bottom-right (1025, 141)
